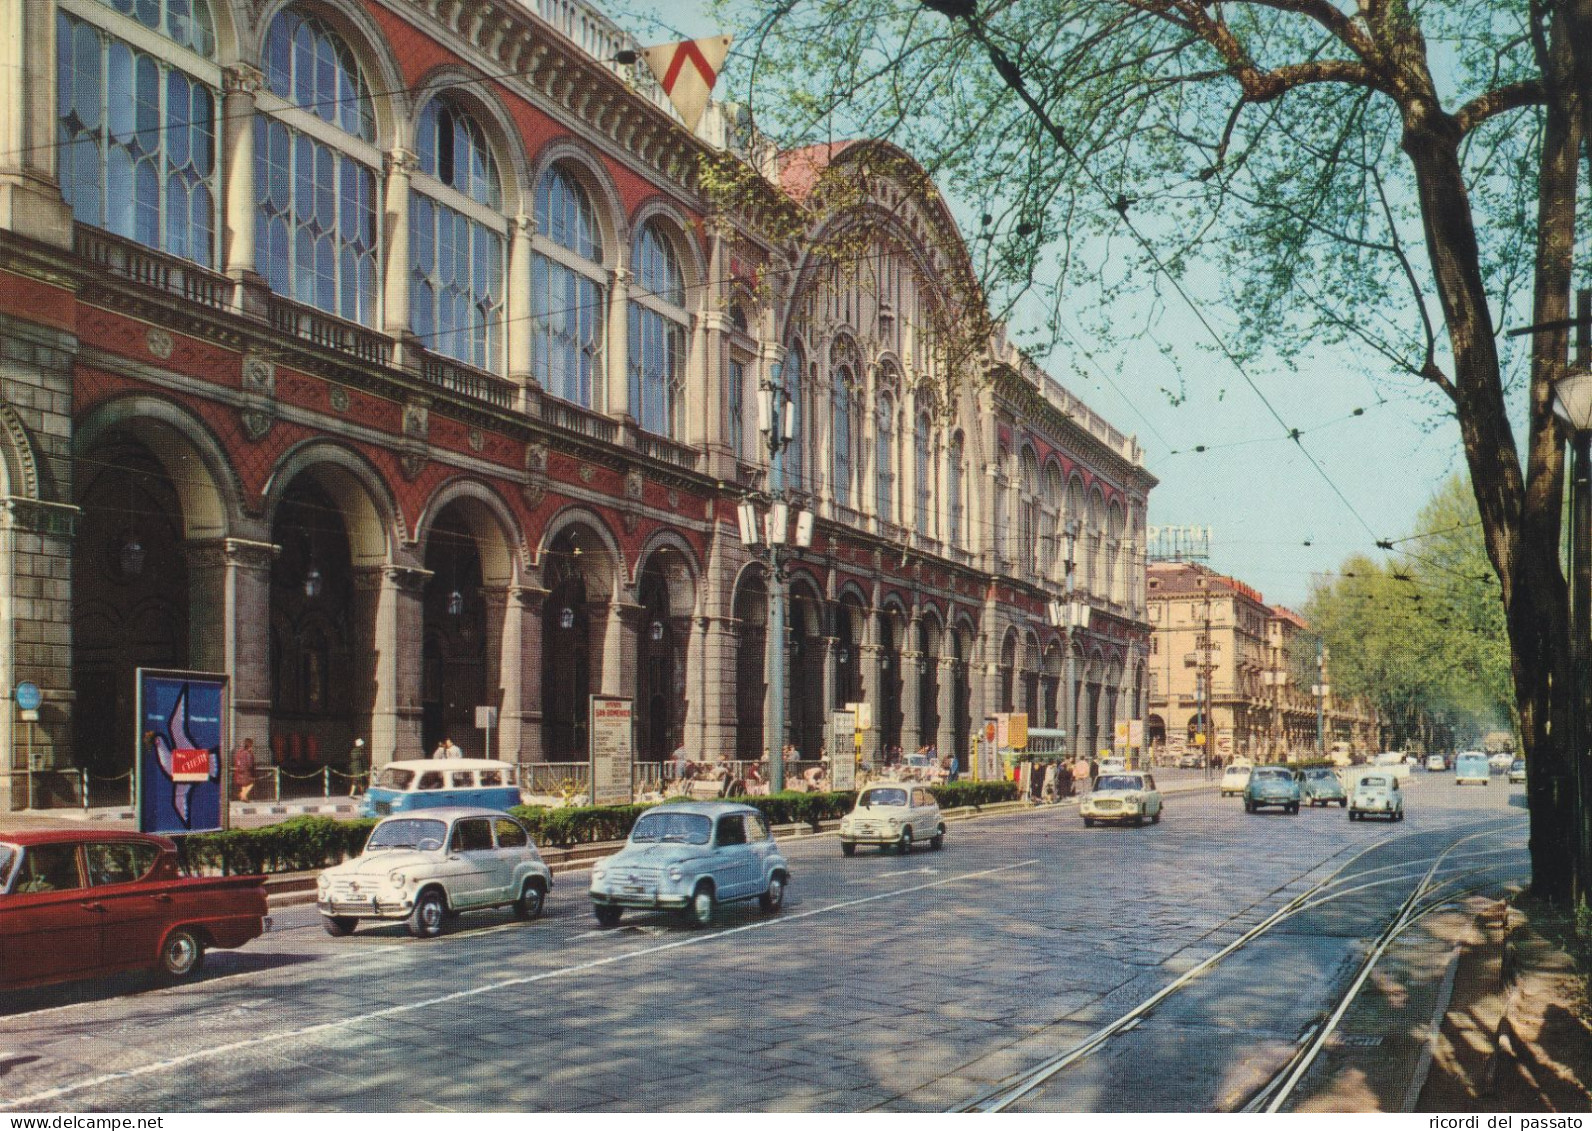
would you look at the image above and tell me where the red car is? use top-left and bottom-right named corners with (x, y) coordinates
top-left (0, 829), bottom-right (267, 991)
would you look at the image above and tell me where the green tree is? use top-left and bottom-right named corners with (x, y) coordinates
top-left (727, 0), bottom-right (1592, 900)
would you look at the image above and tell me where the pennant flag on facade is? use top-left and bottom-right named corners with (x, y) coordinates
top-left (637, 37), bottom-right (732, 133)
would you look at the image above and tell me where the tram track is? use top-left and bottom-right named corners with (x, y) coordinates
top-left (950, 818), bottom-right (1526, 1113)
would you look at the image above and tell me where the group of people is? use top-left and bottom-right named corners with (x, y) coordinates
top-left (1027, 756), bottom-right (1105, 802)
top-left (230, 736), bottom-right (370, 801)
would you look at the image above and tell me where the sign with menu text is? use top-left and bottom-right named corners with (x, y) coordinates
top-left (589, 696), bottom-right (634, 807)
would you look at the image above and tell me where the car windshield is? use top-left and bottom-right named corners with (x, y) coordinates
top-left (1252, 768), bottom-right (1292, 781)
top-left (1360, 776), bottom-right (1389, 789)
top-left (860, 788), bottom-right (908, 807)
top-left (1095, 775), bottom-right (1142, 792)
top-left (0, 843), bottom-right (15, 890)
top-left (1305, 769), bottom-right (1337, 781)
top-left (1512, 760), bottom-right (1526, 770)
top-left (375, 767), bottom-right (415, 790)
top-left (1224, 766), bottom-right (1249, 776)
top-left (365, 818), bottom-right (447, 851)
top-left (631, 812), bottom-right (712, 845)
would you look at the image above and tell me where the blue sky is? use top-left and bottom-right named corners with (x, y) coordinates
top-left (612, 0), bottom-right (1490, 609)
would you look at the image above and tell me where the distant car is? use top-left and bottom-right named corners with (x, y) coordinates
top-left (1454, 753), bottom-right (1491, 785)
top-left (1220, 764), bottom-right (1252, 797)
top-left (1081, 772), bottom-right (1162, 827)
top-left (1350, 773), bottom-right (1404, 821)
top-left (1177, 753), bottom-right (1205, 769)
top-left (359, 758), bottom-right (523, 817)
top-left (1244, 766), bottom-right (1301, 814)
top-left (1425, 754), bottom-right (1448, 772)
top-left (1508, 758), bottom-right (1527, 784)
top-left (840, 783), bottom-right (945, 855)
top-left (1, 830), bottom-right (267, 990)
top-left (317, 808), bottom-right (551, 938)
top-left (1098, 758), bottom-right (1128, 774)
top-left (1488, 752), bottom-right (1515, 774)
top-left (1300, 767), bottom-right (1348, 807)
top-left (590, 802), bottom-right (789, 928)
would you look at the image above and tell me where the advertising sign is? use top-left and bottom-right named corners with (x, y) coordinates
top-left (830, 710), bottom-right (856, 791)
top-left (1115, 720), bottom-right (1131, 750)
top-left (980, 736), bottom-right (1001, 781)
top-left (1129, 719), bottom-right (1144, 747)
top-left (589, 695), bottom-right (634, 807)
top-left (1008, 713), bottom-right (1028, 750)
top-left (994, 713), bottom-right (1010, 748)
top-left (136, 669), bottom-right (228, 834)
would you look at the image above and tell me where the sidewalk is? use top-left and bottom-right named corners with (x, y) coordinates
top-left (0, 796), bottom-right (363, 831)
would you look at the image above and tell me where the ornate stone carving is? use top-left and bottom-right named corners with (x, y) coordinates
top-left (667, 488), bottom-right (680, 510)
top-left (525, 441), bottom-right (548, 473)
top-left (402, 402), bottom-right (429, 441)
top-left (621, 511), bottom-right (640, 535)
top-left (241, 353), bottom-right (275, 395)
top-left (239, 407), bottom-right (274, 441)
top-left (329, 385), bottom-right (350, 412)
top-left (624, 468), bottom-right (644, 500)
top-left (578, 464), bottom-right (595, 484)
top-left (400, 452), bottom-right (428, 481)
top-left (520, 481), bottom-right (547, 510)
top-left (145, 327), bottom-right (174, 360)
top-left (469, 428), bottom-right (485, 453)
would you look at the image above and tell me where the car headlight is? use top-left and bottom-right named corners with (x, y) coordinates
top-left (317, 873), bottom-right (330, 890)
top-left (387, 870), bottom-right (407, 887)
top-left (887, 819), bottom-right (901, 831)
top-left (592, 862), bottom-right (607, 880)
top-left (667, 866), bottom-right (684, 881)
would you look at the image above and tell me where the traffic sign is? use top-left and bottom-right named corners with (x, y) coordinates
top-left (15, 681), bottom-right (41, 712)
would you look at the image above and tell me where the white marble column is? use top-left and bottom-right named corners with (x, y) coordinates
top-left (382, 149), bottom-right (417, 361)
top-left (606, 265), bottom-right (631, 421)
top-left (507, 213), bottom-right (536, 400)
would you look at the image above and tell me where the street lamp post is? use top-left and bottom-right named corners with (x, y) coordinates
top-left (1551, 292), bottom-right (1592, 900)
top-left (1049, 522), bottom-right (1086, 764)
top-left (737, 361), bottom-right (812, 795)
top-left (1311, 641), bottom-right (1330, 759)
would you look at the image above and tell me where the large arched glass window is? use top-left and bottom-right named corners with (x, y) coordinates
top-left (57, 0), bottom-right (218, 267)
top-left (410, 96), bottom-right (504, 371)
top-left (915, 411), bottom-right (933, 536)
top-left (833, 369), bottom-right (854, 507)
top-left (1020, 449), bottom-right (1040, 576)
top-left (256, 7), bottom-right (378, 324)
top-left (627, 222), bottom-right (687, 437)
top-left (948, 431), bottom-right (965, 548)
top-left (993, 446), bottom-right (1010, 559)
top-left (532, 166), bottom-right (605, 408)
top-left (1043, 463), bottom-right (1063, 578)
top-left (875, 391), bottom-right (895, 521)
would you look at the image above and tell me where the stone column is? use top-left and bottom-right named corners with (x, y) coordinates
top-left (0, 0), bottom-right (72, 247)
top-left (698, 612), bottom-right (739, 758)
top-left (185, 537), bottom-right (277, 755)
top-left (507, 214), bottom-right (537, 406)
top-left (606, 265), bottom-right (631, 422)
top-left (353, 565), bottom-right (429, 765)
top-left (598, 600), bottom-right (642, 699)
top-left (382, 149), bottom-right (417, 366)
top-left (937, 654), bottom-right (958, 758)
top-left (221, 65), bottom-right (265, 313)
top-left (700, 308), bottom-right (731, 456)
top-left (513, 584), bottom-right (546, 763)
top-left (901, 613), bottom-right (922, 752)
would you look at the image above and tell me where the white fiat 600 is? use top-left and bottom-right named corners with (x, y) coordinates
top-left (316, 807), bottom-right (552, 938)
top-left (839, 783), bottom-right (946, 855)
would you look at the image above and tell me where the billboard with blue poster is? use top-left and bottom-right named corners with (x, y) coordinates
top-left (136, 669), bottom-right (230, 834)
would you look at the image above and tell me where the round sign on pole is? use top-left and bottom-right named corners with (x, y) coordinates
top-left (15, 681), bottom-right (41, 712)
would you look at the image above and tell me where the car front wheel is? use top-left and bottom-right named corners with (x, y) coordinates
top-left (514, 878), bottom-right (546, 921)
top-left (841, 842), bottom-right (856, 857)
top-left (157, 927), bottom-right (206, 980)
top-left (1151, 808), bottom-right (1161, 824)
top-left (322, 915), bottom-right (357, 937)
top-left (593, 904), bottom-right (622, 928)
top-left (930, 829), bottom-right (945, 850)
top-left (897, 829), bottom-right (914, 855)
top-left (687, 884), bottom-right (715, 926)
top-left (408, 889), bottom-right (447, 938)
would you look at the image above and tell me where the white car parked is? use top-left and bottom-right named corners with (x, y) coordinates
top-left (1082, 772), bottom-right (1163, 827)
top-left (1220, 763), bottom-right (1252, 797)
top-left (1349, 774), bottom-right (1404, 822)
top-left (316, 807), bottom-right (552, 938)
top-left (840, 783), bottom-right (945, 855)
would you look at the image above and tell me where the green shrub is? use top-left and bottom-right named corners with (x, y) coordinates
top-left (180, 815), bottom-right (377, 876)
top-left (929, 780), bottom-right (1020, 808)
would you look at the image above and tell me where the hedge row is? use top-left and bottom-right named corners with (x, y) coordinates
top-left (175, 779), bottom-right (1021, 872)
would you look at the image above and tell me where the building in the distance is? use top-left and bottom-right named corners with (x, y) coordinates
top-left (0, 0), bottom-right (1153, 809)
top-left (1144, 561), bottom-right (1377, 763)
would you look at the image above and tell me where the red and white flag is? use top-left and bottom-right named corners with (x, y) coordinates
top-left (638, 36), bottom-right (732, 133)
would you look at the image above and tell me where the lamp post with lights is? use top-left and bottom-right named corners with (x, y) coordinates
top-left (1048, 520), bottom-right (1087, 764)
top-left (737, 361), bottom-right (813, 794)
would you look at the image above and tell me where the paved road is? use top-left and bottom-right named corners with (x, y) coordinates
top-left (0, 769), bottom-right (1526, 1112)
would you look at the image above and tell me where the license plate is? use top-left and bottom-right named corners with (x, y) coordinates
top-left (622, 885), bottom-right (645, 895)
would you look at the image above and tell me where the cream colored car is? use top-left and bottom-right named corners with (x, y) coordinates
top-left (1082, 772), bottom-right (1163, 827)
top-left (839, 783), bottom-right (945, 855)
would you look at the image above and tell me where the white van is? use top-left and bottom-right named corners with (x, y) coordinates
top-left (1454, 752), bottom-right (1490, 785)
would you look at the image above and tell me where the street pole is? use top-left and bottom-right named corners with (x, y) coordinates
top-left (1064, 521), bottom-right (1079, 763)
top-left (1315, 640), bottom-right (1326, 759)
top-left (1202, 591), bottom-right (1213, 775)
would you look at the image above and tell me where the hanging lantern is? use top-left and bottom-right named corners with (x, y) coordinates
top-left (447, 589), bottom-right (465, 617)
top-left (559, 607), bottom-right (575, 630)
top-left (649, 620), bottom-right (665, 642)
top-left (304, 565), bottom-right (323, 599)
top-left (117, 531), bottom-right (146, 579)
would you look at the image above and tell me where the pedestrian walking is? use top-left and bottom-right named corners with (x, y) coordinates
top-left (232, 737), bottom-right (257, 802)
top-left (432, 735), bottom-right (461, 759)
top-left (1088, 756), bottom-right (1099, 791)
top-left (347, 738), bottom-right (367, 795)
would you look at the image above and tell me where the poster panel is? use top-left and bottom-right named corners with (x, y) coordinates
top-left (830, 710), bottom-right (856, 791)
top-left (1008, 713), bottom-right (1029, 750)
top-left (589, 696), bottom-right (634, 807)
top-left (1129, 719), bottom-right (1145, 747)
top-left (137, 669), bottom-right (228, 834)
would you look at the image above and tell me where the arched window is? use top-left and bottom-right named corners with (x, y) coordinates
top-left (410, 96), bottom-right (504, 371)
top-left (914, 412), bottom-right (933, 536)
top-left (833, 370), bottom-right (854, 507)
top-left (948, 431), bottom-right (965, 547)
top-left (256, 8), bottom-right (378, 324)
top-left (628, 222), bottom-right (687, 437)
top-left (57, 0), bottom-right (218, 267)
top-left (876, 391), bottom-right (895, 521)
top-left (1043, 464), bottom-right (1064, 577)
top-left (532, 166), bottom-right (605, 408)
top-left (993, 446), bottom-right (1010, 559)
top-left (1020, 449), bottom-right (1040, 576)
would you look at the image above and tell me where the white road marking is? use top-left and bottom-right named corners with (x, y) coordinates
top-left (0, 858), bottom-right (1038, 1111)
